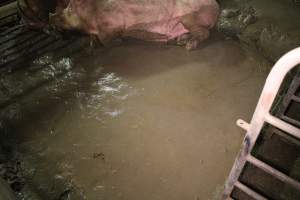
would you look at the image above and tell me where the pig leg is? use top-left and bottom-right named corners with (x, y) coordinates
top-left (89, 34), bottom-right (102, 47)
top-left (180, 10), bottom-right (213, 50)
top-left (123, 29), bottom-right (168, 42)
top-left (176, 33), bottom-right (192, 46)
top-left (97, 31), bottom-right (116, 46)
top-left (96, 26), bottom-right (124, 46)
top-left (185, 27), bottom-right (210, 50)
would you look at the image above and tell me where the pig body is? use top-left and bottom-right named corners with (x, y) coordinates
top-left (21, 0), bottom-right (220, 49)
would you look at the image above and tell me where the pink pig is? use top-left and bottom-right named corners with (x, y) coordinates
top-left (23, 0), bottom-right (220, 50)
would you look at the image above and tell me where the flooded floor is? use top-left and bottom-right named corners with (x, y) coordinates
top-left (13, 38), bottom-right (269, 200)
top-left (251, 0), bottom-right (300, 31)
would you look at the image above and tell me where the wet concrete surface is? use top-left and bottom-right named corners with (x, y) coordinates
top-left (250, 0), bottom-right (300, 31)
top-left (217, 0), bottom-right (300, 62)
top-left (10, 37), bottom-right (269, 200)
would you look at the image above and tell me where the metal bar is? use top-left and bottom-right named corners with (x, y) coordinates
top-left (277, 73), bottom-right (300, 122)
top-left (0, 18), bottom-right (19, 28)
top-left (0, 36), bottom-right (66, 71)
top-left (0, 31), bottom-right (40, 53)
top-left (247, 155), bottom-right (300, 191)
top-left (0, 24), bottom-right (24, 36)
top-left (0, 0), bottom-right (16, 8)
top-left (234, 181), bottom-right (268, 200)
top-left (222, 47), bottom-right (300, 199)
top-left (285, 74), bottom-right (300, 98)
top-left (292, 95), bottom-right (300, 103)
top-left (0, 35), bottom-right (55, 68)
top-left (236, 119), bottom-right (250, 132)
top-left (281, 115), bottom-right (300, 129)
top-left (265, 114), bottom-right (300, 139)
top-left (0, 12), bottom-right (18, 22)
top-left (271, 126), bottom-right (300, 147)
top-left (0, 30), bottom-right (36, 50)
top-left (222, 142), bottom-right (250, 200)
top-left (0, 27), bottom-right (30, 45)
top-left (0, 34), bottom-right (49, 58)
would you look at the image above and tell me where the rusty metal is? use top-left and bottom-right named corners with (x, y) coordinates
top-left (222, 47), bottom-right (300, 200)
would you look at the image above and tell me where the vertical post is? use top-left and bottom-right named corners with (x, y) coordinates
top-left (221, 47), bottom-right (300, 199)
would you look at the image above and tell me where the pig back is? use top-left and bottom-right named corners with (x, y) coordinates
top-left (68, 0), bottom-right (219, 31)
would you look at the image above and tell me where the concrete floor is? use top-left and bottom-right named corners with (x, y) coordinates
top-left (13, 37), bottom-right (269, 200)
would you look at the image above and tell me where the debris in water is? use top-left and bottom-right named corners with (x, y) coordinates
top-left (93, 153), bottom-right (105, 161)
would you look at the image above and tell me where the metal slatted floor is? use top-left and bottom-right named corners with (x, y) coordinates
top-left (0, 0), bottom-right (88, 73)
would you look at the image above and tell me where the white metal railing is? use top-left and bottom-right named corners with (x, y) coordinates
top-left (222, 47), bottom-right (300, 200)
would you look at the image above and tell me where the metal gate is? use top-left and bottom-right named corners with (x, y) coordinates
top-left (222, 47), bottom-right (300, 200)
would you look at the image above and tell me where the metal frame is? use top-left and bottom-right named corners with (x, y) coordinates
top-left (278, 72), bottom-right (300, 128)
top-left (222, 47), bottom-right (300, 200)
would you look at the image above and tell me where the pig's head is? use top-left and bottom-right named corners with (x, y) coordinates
top-left (49, 0), bottom-right (95, 33)
top-left (49, 6), bottom-right (83, 31)
top-left (18, 0), bottom-right (79, 30)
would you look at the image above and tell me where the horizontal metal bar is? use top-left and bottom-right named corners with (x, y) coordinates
top-left (0, 31), bottom-right (40, 54)
top-left (281, 115), bottom-right (300, 129)
top-left (271, 126), bottom-right (300, 146)
top-left (0, 36), bottom-right (57, 67)
top-left (234, 181), bottom-right (268, 200)
top-left (0, 19), bottom-right (19, 28)
top-left (0, 37), bottom-right (70, 72)
top-left (0, 12), bottom-right (18, 22)
top-left (265, 114), bottom-right (300, 139)
top-left (0, 24), bottom-right (24, 36)
top-left (0, 0), bottom-right (16, 8)
top-left (247, 155), bottom-right (300, 191)
top-left (0, 27), bottom-right (29, 44)
top-left (0, 34), bottom-right (49, 59)
top-left (292, 95), bottom-right (300, 103)
top-left (0, 29), bottom-right (36, 49)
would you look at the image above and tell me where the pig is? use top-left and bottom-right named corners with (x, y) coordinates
top-left (20, 0), bottom-right (220, 50)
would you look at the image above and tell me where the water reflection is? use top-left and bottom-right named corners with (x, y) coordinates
top-left (76, 73), bottom-right (138, 122)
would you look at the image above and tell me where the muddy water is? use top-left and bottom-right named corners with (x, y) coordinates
top-left (14, 38), bottom-right (269, 200)
top-left (251, 0), bottom-right (300, 31)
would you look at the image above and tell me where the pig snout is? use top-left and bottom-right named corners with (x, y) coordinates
top-left (49, 7), bottom-right (83, 31)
